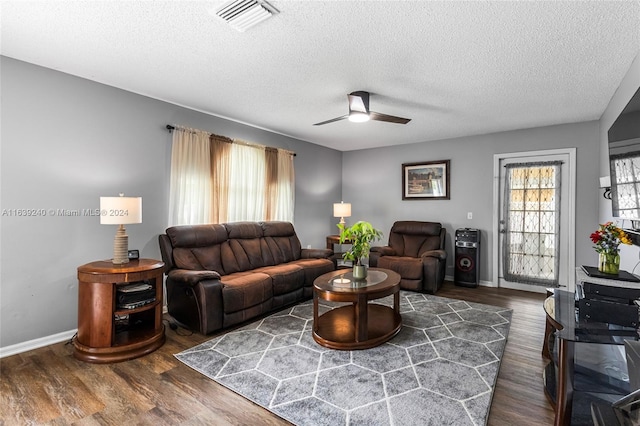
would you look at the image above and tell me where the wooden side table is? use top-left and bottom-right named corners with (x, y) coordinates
top-left (326, 234), bottom-right (353, 268)
top-left (312, 268), bottom-right (402, 350)
top-left (326, 234), bottom-right (350, 250)
top-left (73, 258), bottom-right (165, 363)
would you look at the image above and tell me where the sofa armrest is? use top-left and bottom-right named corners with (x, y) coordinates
top-left (168, 269), bottom-right (221, 286)
top-left (301, 248), bottom-right (333, 259)
top-left (421, 249), bottom-right (447, 261)
top-left (165, 274), bottom-right (224, 334)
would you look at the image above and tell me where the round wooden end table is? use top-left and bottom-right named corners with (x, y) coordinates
top-left (312, 267), bottom-right (402, 350)
top-left (73, 259), bottom-right (166, 363)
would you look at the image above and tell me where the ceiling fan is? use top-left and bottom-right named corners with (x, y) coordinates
top-left (313, 91), bottom-right (411, 126)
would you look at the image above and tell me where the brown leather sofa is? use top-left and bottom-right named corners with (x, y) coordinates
top-left (369, 221), bottom-right (447, 294)
top-left (158, 221), bottom-right (335, 334)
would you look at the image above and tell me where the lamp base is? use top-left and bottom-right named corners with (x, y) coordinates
top-left (112, 224), bottom-right (129, 264)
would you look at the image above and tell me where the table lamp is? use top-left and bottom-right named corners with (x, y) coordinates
top-left (333, 201), bottom-right (351, 226)
top-left (100, 193), bottom-right (142, 264)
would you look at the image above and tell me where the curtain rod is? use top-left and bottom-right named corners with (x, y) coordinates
top-left (166, 124), bottom-right (296, 156)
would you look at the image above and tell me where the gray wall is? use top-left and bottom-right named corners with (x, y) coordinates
top-left (0, 57), bottom-right (341, 348)
top-left (341, 121), bottom-right (601, 283)
top-left (3, 49), bottom-right (637, 351)
top-left (599, 51), bottom-right (640, 271)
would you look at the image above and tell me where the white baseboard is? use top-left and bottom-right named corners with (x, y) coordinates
top-left (0, 329), bottom-right (77, 358)
top-left (2, 305), bottom-right (169, 358)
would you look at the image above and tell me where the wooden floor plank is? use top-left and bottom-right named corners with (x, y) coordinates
top-left (30, 349), bottom-right (104, 423)
top-left (1, 352), bottom-right (63, 424)
top-left (0, 281), bottom-right (555, 425)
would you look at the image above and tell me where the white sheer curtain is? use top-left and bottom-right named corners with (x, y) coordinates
top-left (168, 128), bottom-right (211, 226)
top-left (168, 127), bottom-right (295, 225)
top-left (274, 149), bottom-right (295, 221)
top-left (226, 142), bottom-right (266, 221)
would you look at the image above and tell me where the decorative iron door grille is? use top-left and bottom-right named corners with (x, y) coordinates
top-left (502, 161), bottom-right (562, 287)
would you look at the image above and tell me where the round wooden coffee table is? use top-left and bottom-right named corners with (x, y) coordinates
top-left (312, 267), bottom-right (402, 350)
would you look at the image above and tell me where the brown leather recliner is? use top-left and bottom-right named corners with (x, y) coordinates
top-left (369, 221), bottom-right (447, 294)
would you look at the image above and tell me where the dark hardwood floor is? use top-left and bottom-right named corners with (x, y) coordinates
top-left (1, 282), bottom-right (555, 425)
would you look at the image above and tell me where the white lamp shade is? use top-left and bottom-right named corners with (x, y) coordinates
top-left (333, 202), bottom-right (352, 218)
top-left (100, 196), bottom-right (142, 225)
top-left (599, 176), bottom-right (611, 188)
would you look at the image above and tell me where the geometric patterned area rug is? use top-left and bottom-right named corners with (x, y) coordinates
top-left (175, 291), bottom-right (512, 426)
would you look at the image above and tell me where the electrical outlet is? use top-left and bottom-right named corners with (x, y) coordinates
top-left (467, 212), bottom-right (473, 219)
top-left (307, 244), bottom-right (312, 249)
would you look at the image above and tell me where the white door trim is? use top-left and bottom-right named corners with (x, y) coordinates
top-left (492, 148), bottom-right (577, 293)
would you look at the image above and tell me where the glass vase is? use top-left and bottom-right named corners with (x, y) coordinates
top-left (598, 252), bottom-right (620, 275)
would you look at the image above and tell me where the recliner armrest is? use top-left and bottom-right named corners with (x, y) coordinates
top-left (370, 246), bottom-right (397, 256)
top-left (301, 248), bottom-right (333, 259)
top-left (370, 246), bottom-right (396, 267)
top-left (421, 249), bottom-right (447, 260)
top-left (168, 269), bottom-right (221, 286)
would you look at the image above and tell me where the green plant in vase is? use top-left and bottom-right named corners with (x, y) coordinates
top-left (590, 221), bottom-right (632, 274)
top-left (338, 220), bottom-right (383, 279)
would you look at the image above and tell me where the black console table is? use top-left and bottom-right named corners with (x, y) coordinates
top-left (542, 268), bottom-right (640, 426)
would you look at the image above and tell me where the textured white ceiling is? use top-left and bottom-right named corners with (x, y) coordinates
top-left (2, 1), bottom-right (639, 151)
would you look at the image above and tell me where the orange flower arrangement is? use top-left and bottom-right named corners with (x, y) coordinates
top-left (590, 222), bottom-right (632, 255)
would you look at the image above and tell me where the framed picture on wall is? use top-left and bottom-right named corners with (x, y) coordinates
top-left (402, 160), bottom-right (450, 200)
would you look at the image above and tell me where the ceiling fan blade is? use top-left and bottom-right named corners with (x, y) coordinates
top-left (369, 111), bottom-right (411, 124)
top-left (313, 115), bottom-right (348, 126)
top-left (348, 91), bottom-right (370, 113)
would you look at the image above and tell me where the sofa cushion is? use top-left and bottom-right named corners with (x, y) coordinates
top-left (290, 258), bottom-right (335, 286)
top-left (189, 246), bottom-right (225, 273)
top-left (167, 224), bottom-right (228, 247)
top-left (254, 264), bottom-right (305, 295)
top-left (167, 224), bottom-right (228, 271)
top-left (261, 221), bottom-right (296, 237)
top-left (220, 222), bottom-right (266, 273)
top-left (220, 272), bottom-right (273, 314)
top-left (221, 238), bottom-right (267, 273)
top-left (262, 221), bottom-right (302, 264)
top-left (224, 222), bottom-right (264, 239)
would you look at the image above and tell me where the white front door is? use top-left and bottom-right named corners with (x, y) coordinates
top-left (493, 149), bottom-right (576, 293)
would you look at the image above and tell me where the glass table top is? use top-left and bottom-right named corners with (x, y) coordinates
top-left (327, 269), bottom-right (388, 289)
top-left (545, 289), bottom-right (639, 345)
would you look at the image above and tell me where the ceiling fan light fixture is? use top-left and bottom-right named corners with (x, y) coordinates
top-left (348, 111), bottom-right (370, 123)
top-left (314, 91), bottom-right (410, 126)
top-left (216, 0), bottom-right (278, 32)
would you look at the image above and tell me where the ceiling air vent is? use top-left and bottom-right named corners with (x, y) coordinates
top-left (216, 0), bottom-right (279, 32)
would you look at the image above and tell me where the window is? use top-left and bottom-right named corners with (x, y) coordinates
top-left (611, 152), bottom-right (640, 219)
